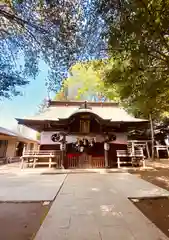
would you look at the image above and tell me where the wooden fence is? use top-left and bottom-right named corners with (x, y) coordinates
top-left (21, 150), bottom-right (62, 168)
top-left (91, 157), bottom-right (105, 168)
top-left (67, 154), bottom-right (105, 169)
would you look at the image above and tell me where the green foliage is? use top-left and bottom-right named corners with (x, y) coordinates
top-left (36, 132), bottom-right (41, 140)
top-left (54, 87), bottom-right (67, 100)
top-left (54, 61), bottom-right (119, 101)
top-left (97, 0), bottom-right (169, 119)
top-left (0, 0), bottom-right (106, 98)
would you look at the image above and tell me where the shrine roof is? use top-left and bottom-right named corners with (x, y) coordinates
top-left (16, 100), bottom-right (148, 124)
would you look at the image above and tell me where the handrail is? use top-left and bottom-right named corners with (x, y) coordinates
top-left (128, 140), bottom-right (151, 142)
top-left (116, 149), bottom-right (145, 168)
top-left (117, 149), bottom-right (144, 157)
top-left (23, 150), bottom-right (61, 157)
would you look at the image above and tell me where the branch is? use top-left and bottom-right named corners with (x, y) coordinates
top-left (0, 28), bottom-right (10, 37)
top-left (150, 48), bottom-right (169, 64)
top-left (4, 39), bottom-right (17, 68)
top-left (138, 0), bottom-right (169, 58)
top-left (24, 26), bottom-right (42, 47)
top-left (160, 35), bottom-right (169, 54)
top-left (0, 9), bottom-right (48, 34)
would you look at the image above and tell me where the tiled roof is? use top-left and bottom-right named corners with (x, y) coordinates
top-left (0, 126), bottom-right (38, 143)
top-left (17, 101), bottom-right (147, 123)
top-left (0, 127), bottom-right (17, 137)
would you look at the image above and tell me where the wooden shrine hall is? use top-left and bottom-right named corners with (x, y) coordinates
top-left (16, 100), bottom-right (148, 169)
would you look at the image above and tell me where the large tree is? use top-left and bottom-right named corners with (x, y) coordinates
top-left (96, 0), bottom-right (169, 119)
top-left (54, 61), bottom-right (119, 101)
top-left (0, 0), bottom-right (106, 98)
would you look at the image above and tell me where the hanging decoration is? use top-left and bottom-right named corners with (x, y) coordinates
top-left (72, 137), bottom-right (96, 152)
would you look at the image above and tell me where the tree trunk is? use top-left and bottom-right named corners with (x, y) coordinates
top-left (149, 114), bottom-right (155, 160)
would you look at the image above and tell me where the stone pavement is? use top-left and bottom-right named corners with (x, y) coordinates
top-left (108, 172), bottom-right (169, 198)
top-left (0, 172), bottom-right (66, 201)
top-left (35, 173), bottom-right (169, 240)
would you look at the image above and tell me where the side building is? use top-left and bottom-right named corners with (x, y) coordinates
top-left (0, 126), bottom-right (38, 163)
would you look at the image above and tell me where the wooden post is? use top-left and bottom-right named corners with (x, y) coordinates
top-left (20, 157), bottom-right (24, 169)
top-left (117, 157), bottom-right (120, 168)
top-left (61, 151), bottom-right (64, 169)
top-left (20, 144), bottom-right (26, 169)
top-left (23, 143), bottom-right (26, 155)
top-left (142, 156), bottom-right (146, 168)
top-left (104, 142), bottom-right (109, 168)
top-left (49, 157), bottom-right (52, 168)
top-left (156, 147), bottom-right (159, 159)
top-left (146, 142), bottom-right (150, 159)
top-left (142, 148), bottom-right (146, 168)
top-left (167, 147), bottom-right (169, 159)
top-left (149, 114), bottom-right (155, 160)
top-left (131, 141), bottom-right (135, 155)
top-left (60, 135), bottom-right (66, 169)
top-left (33, 158), bottom-right (36, 168)
top-left (104, 150), bottom-right (108, 168)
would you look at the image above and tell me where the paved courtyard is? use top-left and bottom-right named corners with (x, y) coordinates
top-left (0, 171), bottom-right (66, 201)
top-left (0, 163), bottom-right (169, 239)
top-left (35, 173), bottom-right (169, 240)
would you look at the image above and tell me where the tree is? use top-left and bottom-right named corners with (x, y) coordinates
top-left (36, 132), bottom-right (41, 141)
top-left (96, 0), bottom-right (169, 119)
top-left (0, 0), bottom-right (107, 98)
top-left (38, 97), bottom-right (49, 113)
top-left (54, 61), bottom-right (119, 101)
top-left (0, 59), bottom-right (28, 98)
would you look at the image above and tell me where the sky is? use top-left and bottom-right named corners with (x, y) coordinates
top-left (0, 61), bottom-right (51, 131)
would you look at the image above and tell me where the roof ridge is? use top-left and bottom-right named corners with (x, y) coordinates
top-left (49, 100), bottom-right (118, 107)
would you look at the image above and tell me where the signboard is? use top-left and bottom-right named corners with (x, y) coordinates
top-left (40, 132), bottom-right (63, 145)
top-left (40, 131), bottom-right (128, 145)
top-left (41, 132), bottom-right (81, 145)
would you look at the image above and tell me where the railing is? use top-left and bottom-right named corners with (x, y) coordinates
top-left (117, 149), bottom-right (144, 158)
top-left (154, 145), bottom-right (169, 158)
top-left (116, 149), bottom-right (145, 168)
top-left (55, 154), bottom-right (62, 168)
top-left (23, 150), bottom-right (58, 157)
top-left (91, 157), bottom-right (105, 168)
top-left (67, 154), bottom-right (105, 169)
top-left (0, 157), bottom-right (6, 164)
top-left (67, 155), bottom-right (79, 168)
top-left (21, 150), bottom-right (62, 169)
top-left (128, 140), bottom-right (151, 159)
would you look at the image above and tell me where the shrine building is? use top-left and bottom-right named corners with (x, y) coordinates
top-left (16, 100), bottom-right (148, 168)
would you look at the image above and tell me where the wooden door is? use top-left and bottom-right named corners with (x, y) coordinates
top-left (79, 153), bottom-right (90, 168)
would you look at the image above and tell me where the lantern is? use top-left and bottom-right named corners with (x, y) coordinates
top-left (80, 146), bottom-right (84, 152)
top-left (60, 143), bottom-right (66, 151)
top-left (104, 142), bottom-right (110, 151)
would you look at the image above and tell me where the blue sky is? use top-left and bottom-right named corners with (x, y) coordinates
top-left (0, 61), bottom-right (52, 131)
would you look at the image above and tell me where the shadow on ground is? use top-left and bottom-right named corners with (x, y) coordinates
top-left (129, 166), bottom-right (169, 192)
top-left (131, 197), bottom-right (169, 238)
top-left (0, 201), bottom-right (51, 240)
